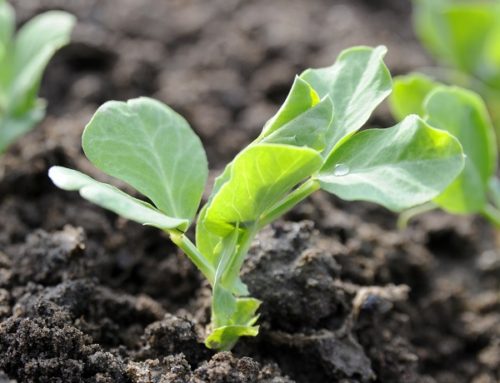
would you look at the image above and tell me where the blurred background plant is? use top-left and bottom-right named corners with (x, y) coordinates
top-left (412, 0), bottom-right (500, 142)
top-left (0, 0), bottom-right (74, 154)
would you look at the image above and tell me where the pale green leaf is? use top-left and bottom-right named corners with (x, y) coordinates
top-left (211, 229), bottom-right (239, 327)
top-left (0, 102), bottom-right (44, 153)
top-left (196, 75), bottom-right (333, 262)
top-left (390, 73), bottom-right (438, 121)
top-left (260, 95), bottom-right (333, 151)
top-left (318, 115), bottom-right (464, 211)
top-left (425, 87), bottom-right (497, 213)
top-left (9, 11), bottom-right (76, 114)
top-left (204, 144), bottom-right (323, 236)
top-left (300, 45), bottom-right (392, 155)
top-left (83, 97), bottom-right (208, 221)
top-left (442, 4), bottom-right (500, 76)
top-left (205, 296), bottom-right (260, 350)
top-left (205, 323), bottom-right (259, 351)
top-left (197, 77), bottom-right (332, 262)
top-left (48, 166), bottom-right (188, 231)
top-left (413, 0), bottom-right (500, 86)
top-left (0, 0), bottom-right (14, 60)
top-left (196, 205), bottom-right (222, 264)
top-left (260, 76), bottom-right (320, 137)
top-left (413, 0), bottom-right (453, 62)
top-left (212, 284), bottom-right (237, 329)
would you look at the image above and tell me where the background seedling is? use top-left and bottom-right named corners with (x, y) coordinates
top-left (49, 46), bottom-right (465, 350)
top-left (390, 73), bottom-right (500, 226)
top-left (412, 0), bottom-right (500, 140)
top-left (0, 0), bottom-right (75, 154)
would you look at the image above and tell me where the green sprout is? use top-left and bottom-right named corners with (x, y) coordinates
top-left (390, 73), bottom-right (500, 226)
top-left (0, 0), bottom-right (75, 154)
top-left (412, 0), bottom-right (500, 139)
top-left (49, 46), bottom-right (465, 351)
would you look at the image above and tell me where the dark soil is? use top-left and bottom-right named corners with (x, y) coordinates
top-left (1, 1), bottom-right (499, 382)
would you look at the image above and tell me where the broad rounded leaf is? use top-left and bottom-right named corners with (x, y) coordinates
top-left (300, 45), bottom-right (392, 155)
top-left (49, 166), bottom-right (188, 231)
top-left (390, 73), bottom-right (438, 121)
top-left (425, 87), bottom-right (497, 213)
top-left (318, 115), bottom-right (464, 211)
top-left (82, 97), bottom-right (208, 221)
top-left (204, 144), bottom-right (323, 236)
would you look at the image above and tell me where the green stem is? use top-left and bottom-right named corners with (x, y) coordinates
top-left (221, 226), bottom-right (257, 290)
top-left (397, 202), bottom-right (437, 229)
top-left (481, 204), bottom-right (500, 227)
top-left (258, 178), bottom-right (320, 229)
top-left (169, 231), bottom-right (215, 284)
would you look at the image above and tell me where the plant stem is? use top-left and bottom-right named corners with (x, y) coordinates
top-left (221, 225), bottom-right (257, 290)
top-left (258, 178), bottom-right (320, 229)
top-left (397, 201), bottom-right (437, 229)
top-left (169, 231), bottom-right (215, 284)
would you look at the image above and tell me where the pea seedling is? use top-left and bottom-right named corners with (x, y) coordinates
top-left (0, 0), bottom-right (75, 154)
top-left (390, 73), bottom-right (500, 226)
top-left (49, 46), bottom-right (465, 350)
top-left (412, 0), bottom-right (500, 137)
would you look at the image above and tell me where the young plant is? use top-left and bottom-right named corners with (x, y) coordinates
top-left (49, 46), bottom-right (465, 351)
top-left (390, 73), bottom-right (500, 226)
top-left (412, 0), bottom-right (500, 137)
top-left (0, 0), bottom-right (75, 154)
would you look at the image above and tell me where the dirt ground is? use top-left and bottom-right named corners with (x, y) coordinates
top-left (1, 0), bottom-right (499, 382)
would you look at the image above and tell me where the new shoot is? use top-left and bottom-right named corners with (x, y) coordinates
top-left (49, 46), bottom-right (465, 350)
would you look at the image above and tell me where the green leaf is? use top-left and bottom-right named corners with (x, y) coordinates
top-left (260, 76), bottom-right (321, 137)
top-left (205, 323), bottom-right (259, 351)
top-left (260, 95), bottom-right (333, 151)
top-left (390, 73), bottom-right (439, 121)
top-left (48, 166), bottom-right (189, 231)
top-left (413, 0), bottom-right (500, 85)
top-left (82, 97), bottom-right (208, 221)
top-left (211, 229), bottom-right (239, 326)
top-left (196, 78), bottom-right (333, 266)
top-left (0, 9), bottom-right (74, 153)
top-left (196, 205), bottom-right (250, 298)
top-left (425, 87), bottom-right (497, 213)
top-left (318, 115), bottom-right (464, 211)
top-left (0, 102), bottom-right (44, 153)
top-left (442, 4), bottom-right (500, 77)
top-left (204, 144), bottom-right (323, 236)
top-left (9, 11), bottom-right (76, 114)
top-left (208, 228), bottom-right (260, 350)
top-left (196, 205), bottom-right (222, 263)
top-left (0, 0), bottom-right (14, 61)
top-left (300, 45), bottom-right (392, 156)
top-left (413, 0), bottom-right (453, 62)
top-left (205, 296), bottom-right (261, 350)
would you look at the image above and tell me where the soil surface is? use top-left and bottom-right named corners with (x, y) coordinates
top-left (1, 0), bottom-right (499, 382)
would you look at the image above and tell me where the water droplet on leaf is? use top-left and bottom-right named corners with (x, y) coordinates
top-left (333, 163), bottom-right (349, 177)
